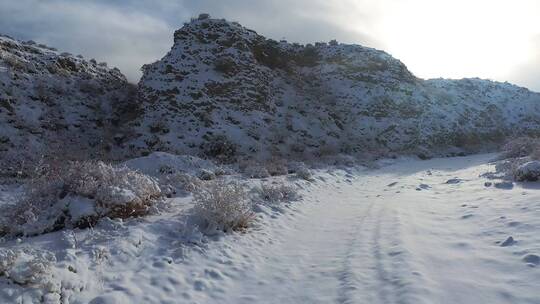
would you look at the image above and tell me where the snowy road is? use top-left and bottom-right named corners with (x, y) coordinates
top-left (2, 154), bottom-right (540, 304)
top-left (187, 154), bottom-right (540, 304)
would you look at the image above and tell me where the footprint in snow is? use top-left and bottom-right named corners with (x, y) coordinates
top-left (446, 178), bottom-right (462, 184)
top-left (416, 184), bottom-right (431, 191)
top-left (461, 214), bottom-right (474, 219)
top-left (387, 182), bottom-right (398, 187)
top-left (494, 182), bottom-right (514, 190)
top-left (522, 254), bottom-right (540, 266)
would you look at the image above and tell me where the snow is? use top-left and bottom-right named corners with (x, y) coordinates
top-left (1, 153), bottom-right (539, 303)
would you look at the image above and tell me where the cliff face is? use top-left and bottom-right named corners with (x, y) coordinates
top-left (0, 34), bottom-right (137, 173)
top-left (132, 16), bottom-right (540, 162)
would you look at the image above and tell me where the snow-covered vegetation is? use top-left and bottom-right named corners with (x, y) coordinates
top-left (0, 161), bottom-right (162, 236)
top-left (255, 183), bottom-right (301, 205)
top-left (192, 180), bottom-right (254, 233)
top-left (482, 136), bottom-right (540, 183)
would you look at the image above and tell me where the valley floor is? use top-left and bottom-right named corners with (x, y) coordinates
top-left (2, 154), bottom-right (540, 303)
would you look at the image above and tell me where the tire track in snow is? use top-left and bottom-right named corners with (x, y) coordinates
top-left (370, 192), bottom-right (428, 304)
top-left (335, 179), bottom-right (424, 304)
top-left (336, 200), bottom-right (375, 304)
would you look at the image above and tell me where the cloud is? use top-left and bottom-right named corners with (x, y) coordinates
top-left (0, 0), bottom-right (176, 82)
top-left (181, 0), bottom-right (383, 47)
top-left (0, 0), bottom-right (538, 92)
top-left (507, 35), bottom-right (540, 92)
top-left (0, 0), bottom-right (382, 83)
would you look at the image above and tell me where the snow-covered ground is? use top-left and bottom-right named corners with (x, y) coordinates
top-left (1, 154), bottom-right (540, 303)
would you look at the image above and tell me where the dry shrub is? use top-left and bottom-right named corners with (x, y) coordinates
top-left (239, 160), bottom-right (270, 178)
top-left (163, 172), bottom-right (202, 193)
top-left (3, 54), bottom-right (25, 71)
top-left (0, 248), bottom-right (56, 288)
top-left (193, 180), bottom-right (254, 233)
top-left (295, 166), bottom-right (314, 181)
top-left (256, 183), bottom-right (300, 205)
top-left (201, 134), bottom-right (237, 164)
top-left (0, 160), bottom-right (162, 236)
top-left (264, 157), bottom-right (289, 176)
top-left (513, 161), bottom-right (540, 182)
top-left (501, 137), bottom-right (540, 159)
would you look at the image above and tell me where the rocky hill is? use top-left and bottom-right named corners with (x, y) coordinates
top-left (130, 15), bottom-right (540, 162)
top-left (2, 16), bottom-right (540, 168)
top-left (0, 34), bottom-right (137, 176)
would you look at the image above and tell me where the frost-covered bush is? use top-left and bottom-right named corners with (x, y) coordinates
top-left (243, 165), bottom-right (270, 179)
top-left (0, 248), bottom-right (56, 289)
top-left (264, 158), bottom-right (289, 176)
top-left (0, 161), bottom-right (162, 236)
top-left (514, 161), bottom-right (540, 182)
top-left (295, 166), bottom-right (314, 181)
top-left (193, 180), bottom-right (254, 233)
top-left (163, 172), bottom-right (202, 193)
top-left (501, 137), bottom-right (540, 159)
top-left (239, 159), bottom-right (270, 178)
top-left (201, 134), bottom-right (238, 163)
top-left (256, 183), bottom-right (300, 205)
top-left (198, 169), bottom-right (216, 181)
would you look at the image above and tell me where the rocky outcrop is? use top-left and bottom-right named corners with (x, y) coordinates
top-left (131, 16), bottom-right (540, 162)
top-left (3, 16), bottom-right (540, 167)
top-left (0, 35), bottom-right (137, 175)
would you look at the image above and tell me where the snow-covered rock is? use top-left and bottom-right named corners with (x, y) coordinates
top-left (514, 161), bottom-right (540, 181)
top-left (130, 17), bottom-right (540, 162)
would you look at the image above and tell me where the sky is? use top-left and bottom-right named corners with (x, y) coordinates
top-left (0, 0), bottom-right (538, 91)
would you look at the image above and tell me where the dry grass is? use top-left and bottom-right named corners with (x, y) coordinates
top-left (193, 180), bottom-right (254, 233)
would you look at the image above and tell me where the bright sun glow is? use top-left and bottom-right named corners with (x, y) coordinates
top-left (371, 0), bottom-right (540, 81)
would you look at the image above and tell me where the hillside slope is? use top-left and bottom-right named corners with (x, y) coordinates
top-left (0, 35), bottom-right (136, 175)
top-left (132, 16), bottom-right (540, 162)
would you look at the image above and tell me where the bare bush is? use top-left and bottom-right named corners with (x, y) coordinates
top-left (264, 157), bottom-right (289, 176)
top-left (500, 137), bottom-right (540, 159)
top-left (193, 180), bottom-right (254, 233)
top-left (0, 248), bottom-right (56, 287)
top-left (0, 161), bottom-right (162, 236)
top-left (256, 183), bottom-right (300, 205)
top-left (163, 172), bottom-right (202, 193)
top-left (201, 134), bottom-right (238, 163)
top-left (513, 161), bottom-right (540, 182)
top-left (3, 54), bottom-right (25, 71)
top-left (296, 166), bottom-right (314, 181)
